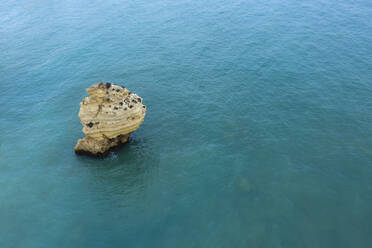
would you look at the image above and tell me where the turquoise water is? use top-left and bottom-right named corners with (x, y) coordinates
top-left (1, 0), bottom-right (372, 247)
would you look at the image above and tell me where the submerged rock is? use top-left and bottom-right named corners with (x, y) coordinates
top-left (238, 178), bottom-right (252, 193)
top-left (74, 82), bottom-right (146, 157)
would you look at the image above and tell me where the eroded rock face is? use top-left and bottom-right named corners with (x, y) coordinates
top-left (74, 82), bottom-right (146, 157)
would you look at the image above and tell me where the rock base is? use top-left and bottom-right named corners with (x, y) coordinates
top-left (74, 134), bottom-right (131, 157)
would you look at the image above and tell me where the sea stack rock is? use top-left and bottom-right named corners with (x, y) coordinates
top-left (74, 82), bottom-right (146, 157)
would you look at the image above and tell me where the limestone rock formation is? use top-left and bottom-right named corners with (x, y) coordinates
top-left (74, 82), bottom-right (146, 157)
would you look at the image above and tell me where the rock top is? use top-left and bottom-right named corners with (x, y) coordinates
top-left (74, 82), bottom-right (146, 157)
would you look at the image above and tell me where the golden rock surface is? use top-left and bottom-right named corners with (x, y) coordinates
top-left (74, 82), bottom-right (146, 156)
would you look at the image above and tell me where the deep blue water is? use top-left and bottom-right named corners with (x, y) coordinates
top-left (1, 0), bottom-right (372, 247)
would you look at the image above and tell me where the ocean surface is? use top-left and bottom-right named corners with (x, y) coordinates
top-left (1, 0), bottom-right (372, 247)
